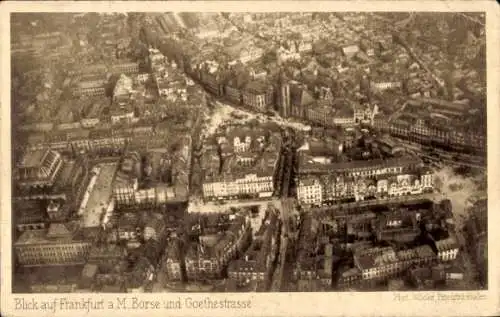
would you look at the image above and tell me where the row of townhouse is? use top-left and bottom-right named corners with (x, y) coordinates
top-left (385, 115), bottom-right (486, 153)
top-left (24, 124), bottom-right (169, 155)
top-left (296, 153), bottom-right (433, 206)
top-left (296, 171), bottom-right (434, 206)
top-left (338, 236), bottom-right (460, 289)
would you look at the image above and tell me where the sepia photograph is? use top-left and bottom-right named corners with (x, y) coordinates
top-left (1, 2), bottom-right (499, 317)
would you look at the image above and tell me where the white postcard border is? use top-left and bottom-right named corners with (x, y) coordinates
top-left (1, 2), bottom-right (499, 317)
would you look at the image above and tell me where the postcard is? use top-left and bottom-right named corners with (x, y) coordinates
top-left (1, 1), bottom-right (499, 317)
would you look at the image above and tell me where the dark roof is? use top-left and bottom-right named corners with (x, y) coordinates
top-left (244, 80), bottom-right (271, 94)
top-left (290, 85), bottom-right (315, 107)
top-left (142, 239), bottom-right (164, 265)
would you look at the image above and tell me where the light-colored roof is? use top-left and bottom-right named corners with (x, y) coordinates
top-left (46, 223), bottom-right (72, 238)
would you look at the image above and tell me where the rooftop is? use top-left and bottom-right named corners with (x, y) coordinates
top-left (245, 80), bottom-right (271, 94)
top-left (17, 149), bottom-right (49, 169)
top-left (435, 236), bottom-right (459, 252)
top-left (414, 245), bottom-right (436, 258)
top-left (354, 247), bottom-right (398, 271)
top-left (88, 244), bottom-right (126, 259)
top-left (15, 200), bottom-right (47, 225)
top-left (78, 79), bottom-right (107, 90)
top-left (14, 222), bottom-right (82, 246)
top-left (15, 149), bottom-right (62, 184)
top-left (298, 150), bottom-right (421, 174)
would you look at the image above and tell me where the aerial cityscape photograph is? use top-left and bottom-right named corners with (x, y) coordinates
top-left (10, 12), bottom-right (487, 293)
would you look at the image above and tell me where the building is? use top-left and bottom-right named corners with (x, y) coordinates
top-left (143, 213), bottom-right (166, 241)
top-left (87, 244), bottom-right (127, 273)
top-left (434, 236), bottom-right (459, 262)
top-left (336, 267), bottom-right (362, 290)
top-left (73, 78), bottom-right (107, 97)
top-left (296, 145), bottom-right (433, 206)
top-left (137, 73), bottom-right (150, 84)
top-left (224, 81), bottom-right (244, 104)
top-left (66, 129), bottom-right (91, 153)
top-left (228, 210), bottom-right (280, 284)
top-left (115, 212), bottom-right (142, 247)
top-left (185, 214), bottom-right (252, 280)
top-left (360, 39), bottom-right (375, 56)
top-left (332, 100), bottom-right (357, 126)
top-left (375, 210), bottom-right (421, 243)
top-left (388, 111), bottom-right (486, 153)
top-left (238, 46), bottom-right (264, 64)
top-left (110, 104), bottom-right (135, 124)
top-left (161, 241), bottom-right (183, 281)
top-left (371, 81), bottom-right (402, 91)
top-left (353, 242), bottom-right (439, 283)
top-left (126, 256), bottom-right (155, 293)
top-left (14, 222), bottom-right (91, 267)
top-left (14, 200), bottom-right (48, 233)
top-left (409, 267), bottom-right (437, 289)
top-left (296, 177), bottom-right (323, 206)
top-left (113, 74), bottom-right (134, 101)
top-left (27, 266), bottom-right (82, 293)
top-left (87, 128), bottom-right (127, 155)
top-left (277, 75), bottom-right (291, 118)
top-left (14, 148), bottom-right (64, 190)
top-left (111, 62), bottom-right (139, 75)
top-left (342, 44), bottom-right (360, 58)
top-left (277, 45), bottom-right (300, 63)
top-left (306, 104), bottom-right (336, 127)
top-left (127, 239), bottom-right (164, 292)
top-left (290, 84), bottom-right (315, 119)
top-left (45, 200), bottom-right (66, 222)
top-left (113, 173), bottom-right (138, 206)
top-left (199, 66), bottom-right (225, 97)
top-left (354, 247), bottom-right (400, 281)
top-left (413, 245), bottom-right (437, 265)
top-left (242, 81), bottom-right (274, 112)
top-left (113, 137), bottom-right (192, 206)
top-left (81, 263), bottom-right (99, 289)
top-left (202, 127), bottom-right (281, 201)
top-left (443, 265), bottom-right (465, 287)
top-left (465, 199), bottom-right (487, 286)
top-left (292, 212), bottom-right (319, 283)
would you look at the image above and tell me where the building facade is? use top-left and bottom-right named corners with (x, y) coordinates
top-left (242, 82), bottom-right (274, 112)
top-left (14, 223), bottom-right (91, 267)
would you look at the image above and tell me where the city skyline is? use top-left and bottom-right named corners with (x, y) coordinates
top-left (7, 11), bottom-right (489, 296)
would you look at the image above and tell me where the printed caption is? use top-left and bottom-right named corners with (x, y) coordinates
top-left (14, 297), bottom-right (252, 313)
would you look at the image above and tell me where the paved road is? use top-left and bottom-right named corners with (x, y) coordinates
top-left (270, 198), bottom-right (295, 291)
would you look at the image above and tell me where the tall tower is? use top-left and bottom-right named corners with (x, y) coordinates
top-left (278, 71), bottom-right (291, 118)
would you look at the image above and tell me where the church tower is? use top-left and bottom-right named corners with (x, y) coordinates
top-left (277, 71), bottom-right (291, 118)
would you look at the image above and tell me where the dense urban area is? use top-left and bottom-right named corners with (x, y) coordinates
top-left (11, 12), bottom-right (487, 293)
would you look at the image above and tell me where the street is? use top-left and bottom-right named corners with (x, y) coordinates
top-left (270, 198), bottom-right (295, 291)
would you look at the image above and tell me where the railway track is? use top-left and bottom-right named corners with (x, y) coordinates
top-left (420, 153), bottom-right (485, 170)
